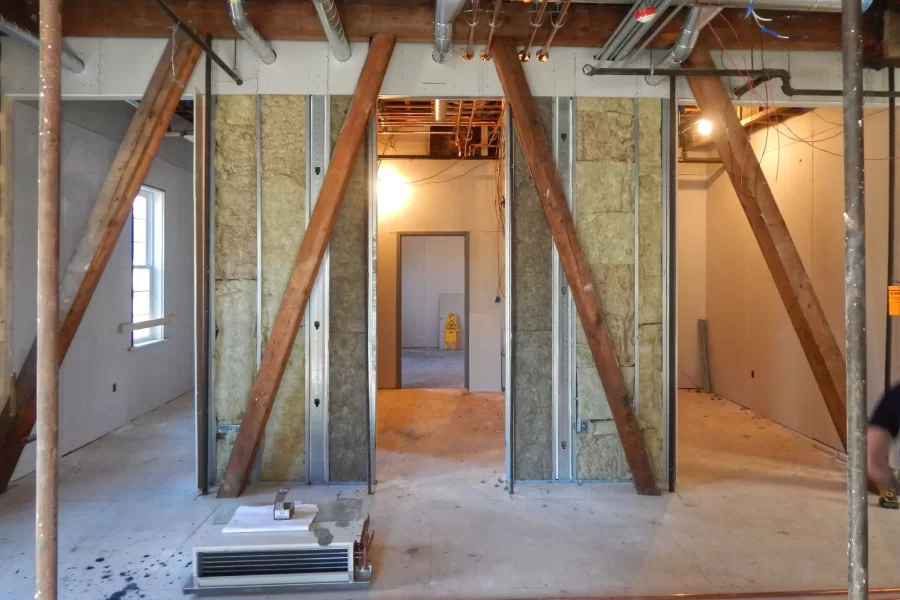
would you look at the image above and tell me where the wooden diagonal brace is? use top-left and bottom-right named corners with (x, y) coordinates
top-left (685, 48), bottom-right (847, 449)
top-left (492, 37), bottom-right (660, 495)
top-left (0, 29), bottom-right (201, 492)
top-left (216, 34), bottom-right (397, 498)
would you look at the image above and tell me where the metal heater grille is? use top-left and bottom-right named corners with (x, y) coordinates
top-left (197, 549), bottom-right (349, 578)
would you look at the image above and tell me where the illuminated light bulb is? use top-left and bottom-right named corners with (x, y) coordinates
top-left (696, 118), bottom-right (713, 136)
top-left (376, 166), bottom-right (409, 215)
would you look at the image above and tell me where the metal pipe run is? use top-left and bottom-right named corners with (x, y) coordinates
top-left (645, 6), bottom-right (721, 85)
top-left (36, 0), bottom-right (62, 596)
top-left (462, 0), bottom-right (481, 60)
top-left (518, 0), bottom-right (551, 62)
top-left (480, 0), bottom-right (503, 60)
top-left (0, 12), bottom-right (84, 73)
top-left (152, 0), bottom-right (243, 85)
top-left (842, 0), bottom-right (868, 594)
top-left (581, 65), bottom-right (900, 98)
top-left (536, 0), bottom-right (573, 62)
top-left (487, 586), bottom-right (900, 600)
top-left (312, 0), bottom-right (351, 63)
top-left (227, 0), bottom-right (276, 65)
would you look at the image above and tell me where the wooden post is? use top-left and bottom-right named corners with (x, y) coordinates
top-left (685, 48), bottom-right (848, 449)
top-left (492, 37), bottom-right (660, 496)
top-left (217, 34), bottom-right (397, 498)
top-left (36, 0), bottom-right (63, 596)
top-left (0, 29), bottom-right (201, 493)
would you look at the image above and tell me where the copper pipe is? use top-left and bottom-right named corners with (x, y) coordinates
top-left (455, 99), bottom-right (466, 154)
top-left (536, 0), bottom-right (572, 62)
top-left (36, 0), bottom-right (62, 596)
top-left (461, 0), bottom-right (480, 60)
top-left (472, 588), bottom-right (900, 600)
top-left (464, 100), bottom-right (479, 155)
top-left (518, 0), bottom-right (551, 62)
top-left (480, 0), bottom-right (503, 61)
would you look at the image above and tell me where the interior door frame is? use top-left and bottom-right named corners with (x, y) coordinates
top-left (395, 231), bottom-right (470, 389)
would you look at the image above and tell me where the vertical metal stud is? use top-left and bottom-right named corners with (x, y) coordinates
top-left (663, 82), bottom-right (677, 491)
top-left (366, 110), bottom-right (378, 494)
top-left (632, 98), bottom-right (641, 418)
top-left (504, 106), bottom-right (515, 491)
top-left (306, 95), bottom-right (331, 484)
top-left (251, 94), bottom-right (264, 482)
top-left (552, 96), bottom-right (574, 481)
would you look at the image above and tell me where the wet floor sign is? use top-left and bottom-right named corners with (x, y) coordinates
top-left (444, 313), bottom-right (459, 350)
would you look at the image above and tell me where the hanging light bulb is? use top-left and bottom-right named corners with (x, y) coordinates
top-left (696, 119), bottom-right (713, 136)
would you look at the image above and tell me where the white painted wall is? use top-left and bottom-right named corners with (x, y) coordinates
top-left (11, 101), bottom-right (194, 480)
top-left (676, 163), bottom-right (709, 389)
top-left (2, 37), bottom-right (890, 106)
top-left (400, 235), bottom-right (466, 350)
top-left (704, 108), bottom-right (898, 450)
top-left (377, 159), bottom-right (504, 392)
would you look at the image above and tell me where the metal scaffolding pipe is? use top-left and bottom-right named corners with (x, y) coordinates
top-left (227, 0), bottom-right (276, 65)
top-left (842, 0), bottom-right (868, 594)
top-left (312, 0), bottom-right (351, 63)
top-left (0, 12), bottom-right (84, 73)
top-left (36, 0), bottom-right (62, 596)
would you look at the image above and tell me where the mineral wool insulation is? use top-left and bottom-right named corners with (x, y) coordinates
top-left (213, 95), bottom-right (307, 483)
top-left (574, 98), bottom-right (664, 480)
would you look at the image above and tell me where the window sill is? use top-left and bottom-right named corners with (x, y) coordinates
top-left (129, 339), bottom-right (167, 351)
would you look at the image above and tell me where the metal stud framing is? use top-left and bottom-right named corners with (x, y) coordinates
top-left (552, 96), bottom-right (575, 481)
top-left (306, 94), bottom-right (331, 484)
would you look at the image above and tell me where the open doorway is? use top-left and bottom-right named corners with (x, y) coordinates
top-left (374, 98), bottom-right (506, 484)
top-left (675, 104), bottom-right (898, 490)
top-left (398, 233), bottom-right (468, 389)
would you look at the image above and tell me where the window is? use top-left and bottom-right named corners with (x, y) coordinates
top-left (131, 186), bottom-right (165, 345)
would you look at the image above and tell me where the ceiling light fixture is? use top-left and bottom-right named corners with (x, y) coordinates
top-left (696, 118), bottom-right (713, 136)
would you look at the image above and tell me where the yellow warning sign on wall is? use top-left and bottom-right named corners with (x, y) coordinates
top-left (890, 286), bottom-right (900, 316)
top-left (444, 313), bottom-right (459, 350)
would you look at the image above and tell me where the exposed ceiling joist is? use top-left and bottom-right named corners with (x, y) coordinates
top-left (53, 0), bottom-right (872, 53)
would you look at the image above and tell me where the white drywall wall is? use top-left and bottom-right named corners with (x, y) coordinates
top-left (10, 100), bottom-right (194, 481)
top-left (400, 235), bottom-right (466, 350)
top-left (676, 163), bottom-right (709, 389)
top-left (704, 108), bottom-right (898, 450)
top-left (377, 159), bottom-right (504, 392)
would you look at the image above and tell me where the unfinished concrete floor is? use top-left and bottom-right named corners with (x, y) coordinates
top-left (401, 348), bottom-right (465, 389)
top-left (1, 389), bottom-right (900, 599)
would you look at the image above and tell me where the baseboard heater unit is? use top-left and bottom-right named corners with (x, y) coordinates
top-left (183, 499), bottom-right (372, 595)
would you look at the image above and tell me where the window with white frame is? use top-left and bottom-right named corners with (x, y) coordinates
top-left (131, 186), bottom-right (165, 345)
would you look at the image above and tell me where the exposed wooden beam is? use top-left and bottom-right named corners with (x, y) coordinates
top-left (492, 36), bottom-right (660, 496)
top-left (0, 29), bottom-right (201, 492)
top-left (56, 0), bottom-right (869, 53)
top-left (216, 33), bottom-right (397, 499)
top-left (685, 48), bottom-right (847, 449)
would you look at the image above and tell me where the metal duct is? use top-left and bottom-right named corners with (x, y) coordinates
top-left (227, 0), bottom-right (276, 64)
top-left (645, 6), bottom-right (720, 85)
top-left (312, 0), bottom-right (351, 62)
top-left (433, 0), bottom-right (468, 63)
top-left (0, 14), bottom-right (84, 73)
